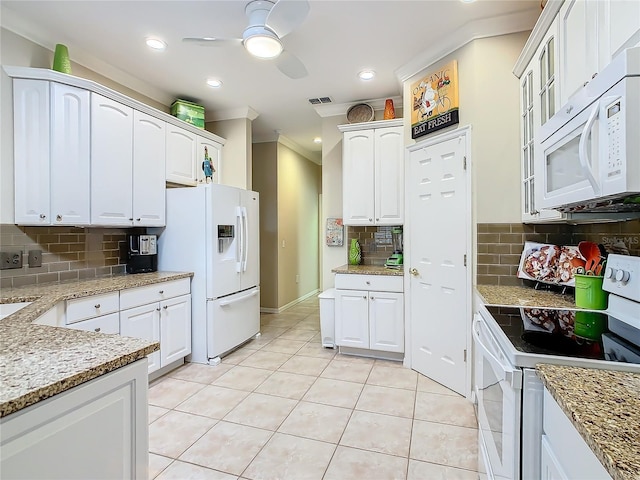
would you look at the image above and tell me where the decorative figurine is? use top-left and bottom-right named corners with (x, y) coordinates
top-left (202, 146), bottom-right (215, 183)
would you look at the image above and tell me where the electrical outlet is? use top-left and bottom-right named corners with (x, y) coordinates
top-left (28, 249), bottom-right (42, 268)
top-left (296, 274), bottom-right (300, 284)
top-left (0, 251), bottom-right (23, 270)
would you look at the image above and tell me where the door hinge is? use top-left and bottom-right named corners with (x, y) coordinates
top-left (463, 156), bottom-right (467, 170)
top-left (464, 254), bottom-right (467, 267)
top-left (464, 349), bottom-right (467, 362)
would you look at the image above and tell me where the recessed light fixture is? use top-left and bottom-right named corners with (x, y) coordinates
top-left (460, 0), bottom-right (476, 3)
top-left (145, 37), bottom-right (167, 51)
top-left (206, 78), bottom-right (223, 88)
top-left (358, 70), bottom-right (376, 81)
top-left (313, 137), bottom-right (322, 144)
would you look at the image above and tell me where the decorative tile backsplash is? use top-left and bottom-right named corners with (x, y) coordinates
top-left (346, 226), bottom-right (401, 266)
top-left (0, 224), bottom-right (129, 289)
top-left (477, 220), bottom-right (640, 285)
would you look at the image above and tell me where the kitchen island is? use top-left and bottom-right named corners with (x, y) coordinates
top-left (537, 364), bottom-right (640, 480)
top-left (0, 271), bottom-right (192, 479)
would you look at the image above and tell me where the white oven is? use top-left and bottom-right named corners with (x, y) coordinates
top-left (473, 314), bottom-right (545, 480)
top-left (536, 47), bottom-right (640, 210)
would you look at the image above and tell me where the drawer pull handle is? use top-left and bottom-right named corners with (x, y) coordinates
top-left (94, 327), bottom-right (101, 332)
top-left (94, 304), bottom-right (101, 309)
top-left (159, 290), bottom-right (164, 294)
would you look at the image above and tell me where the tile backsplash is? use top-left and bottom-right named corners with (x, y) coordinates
top-left (346, 226), bottom-right (401, 266)
top-left (477, 220), bottom-right (640, 285)
top-left (0, 224), bottom-right (129, 289)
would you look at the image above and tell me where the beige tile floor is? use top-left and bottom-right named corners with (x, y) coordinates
top-left (148, 296), bottom-right (479, 480)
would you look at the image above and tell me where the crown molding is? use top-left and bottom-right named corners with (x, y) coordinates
top-left (395, 7), bottom-right (541, 83)
top-left (313, 95), bottom-right (403, 118)
top-left (208, 106), bottom-right (260, 122)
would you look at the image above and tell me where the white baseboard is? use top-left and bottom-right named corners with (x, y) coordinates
top-left (260, 289), bottom-right (320, 314)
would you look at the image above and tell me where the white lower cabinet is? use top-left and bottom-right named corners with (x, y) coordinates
top-left (335, 274), bottom-right (404, 353)
top-left (541, 388), bottom-right (612, 480)
top-left (0, 360), bottom-right (149, 480)
top-left (120, 279), bottom-right (192, 374)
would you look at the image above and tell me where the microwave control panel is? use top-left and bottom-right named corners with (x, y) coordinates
top-left (606, 99), bottom-right (623, 178)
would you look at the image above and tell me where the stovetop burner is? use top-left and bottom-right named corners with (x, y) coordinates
top-left (485, 305), bottom-right (640, 365)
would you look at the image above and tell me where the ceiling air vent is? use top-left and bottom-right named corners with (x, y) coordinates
top-left (308, 97), bottom-right (333, 105)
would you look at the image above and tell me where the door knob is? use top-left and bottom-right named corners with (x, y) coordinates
top-left (410, 268), bottom-right (419, 276)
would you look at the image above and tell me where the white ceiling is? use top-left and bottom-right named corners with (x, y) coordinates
top-left (1, 0), bottom-right (541, 161)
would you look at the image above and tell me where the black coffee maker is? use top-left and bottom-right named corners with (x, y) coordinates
top-left (126, 234), bottom-right (158, 274)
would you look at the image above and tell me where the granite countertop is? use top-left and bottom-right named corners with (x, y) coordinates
top-left (476, 284), bottom-right (577, 309)
top-left (332, 264), bottom-right (403, 276)
top-left (0, 271), bottom-right (192, 418)
top-left (537, 364), bottom-right (640, 480)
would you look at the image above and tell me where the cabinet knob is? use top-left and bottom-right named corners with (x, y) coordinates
top-left (566, 105), bottom-right (573, 114)
top-left (129, 218), bottom-right (134, 221)
top-left (366, 281), bottom-right (370, 285)
top-left (56, 215), bottom-right (62, 221)
top-left (136, 218), bottom-right (141, 222)
top-left (410, 268), bottom-right (419, 276)
top-left (94, 327), bottom-right (101, 332)
top-left (531, 209), bottom-right (540, 215)
top-left (39, 214), bottom-right (46, 219)
top-left (362, 295), bottom-right (367, 299)
top-left (376, 218), bottom-right (379, 222)
top-left (369, 218), bottom-right (373, 222)
top-left (156, 307), bottom-right (161, 311)
top-left (370, 296), bottom-right (375, 300)
top-left (94, 304), bottom-right (101, 309)
top-left (159, 290), bottom-right (164, 294)
top-left (163, 305), bottom-right (168, 309)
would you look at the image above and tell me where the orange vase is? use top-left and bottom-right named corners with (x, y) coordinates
top-left (383, 99), bottom-right (395, 120)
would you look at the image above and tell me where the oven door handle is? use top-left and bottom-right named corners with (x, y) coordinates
top-left (473, 315), bottom-right (522, 390)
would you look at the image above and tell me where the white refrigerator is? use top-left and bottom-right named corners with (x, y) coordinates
top-left (156, 184), bottom-right (260, 364)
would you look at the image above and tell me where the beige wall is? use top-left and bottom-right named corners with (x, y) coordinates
top-left (207, 118), bottom-right (253, 190)
top-left (252, 142), bottom-right (278, 308)
top-left (277, 142), bottom-right (320, 308)
top-left (402, 31), bottom-right (529, 224)
top-left (252, 141), bottom-right (321, 310)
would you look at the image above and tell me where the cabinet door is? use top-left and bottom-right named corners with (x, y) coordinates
top-left (369, 291), bottom-right (404, 353)
top-left (520, 65), bottom-right (537, 222)
top-left (13, 79), bottom-right (50, 225)
top-left (120, 303), bottom-right (160, 373)
top-left (541, 436), bottom-right (569, 480)
top-left (133, 110), bottom-right (166, 226)
top-left (91, 93), bottom-right (133, 225)
top-left (160, 294), bottom-right (191, 366)
top-left (335, 289), bottom-right (369, 348)
top-left (166, 125), bottom-right (197, 185)
top-left (196, 137), bottom-right (221, 184)
top-left (50, 83), bottom-right (91, 225)
top-left (374, 126), bottom-right (404, 225)
top-left (601, 0), bottom-right (640, 65)
top-left (559, 0), bottom-right (599, 105)
top-left (342, 130), bottom-right (375, 225)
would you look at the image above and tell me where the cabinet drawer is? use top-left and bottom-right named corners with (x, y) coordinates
top-left (335, 274), bottom-right (403, 293)
top-left (66, 292), bottom-right (119, 324)
top-left (120, 278), bottom-right (190, 310)
top-left (65, 312), bottom-right (120, 334)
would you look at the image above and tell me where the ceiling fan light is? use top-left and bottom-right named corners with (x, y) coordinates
top-left (243, 27), bottom-right (283, 59)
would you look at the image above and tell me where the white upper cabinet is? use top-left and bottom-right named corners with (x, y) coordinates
top-left (133, 110), bottom-right (166, 226)
top-left (166, 126), bottom-right (198, 186)
top-left (559, 0), bottom-right (640, 106)
top-left (13, 79), bottom-right (90, 226)
top-left (340, 120), bottom-right (404, 226)
top-left (196, 136), bottom-right (222, 184)
top-left (91, 93), bottom-right (134, 226)
top-left (13, 79), bottom-right (51, 225)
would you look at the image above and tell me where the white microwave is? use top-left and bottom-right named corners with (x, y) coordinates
top-left (536, 47), bottom-right (640, 211)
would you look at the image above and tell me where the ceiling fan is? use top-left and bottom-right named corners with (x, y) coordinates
top-left (183, 0), bottom-right (310, 79)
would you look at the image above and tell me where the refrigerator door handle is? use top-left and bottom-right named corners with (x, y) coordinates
top-left (236, 206), bottom-right (243, 273)
top-left (242, 206), bottom-right (249, 272)
top-left (219, 288), bottom-right (259, 307)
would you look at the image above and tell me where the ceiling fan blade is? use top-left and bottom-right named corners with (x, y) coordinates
top-left (265, 0), bottom-right (310, 38)
top-left (182, 37), bottom-right (242, 47)
top-left (275, 50), bottom-right (308, 79)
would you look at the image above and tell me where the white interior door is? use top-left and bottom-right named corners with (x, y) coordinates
top-left (407, 128), bottom-right (471, 396)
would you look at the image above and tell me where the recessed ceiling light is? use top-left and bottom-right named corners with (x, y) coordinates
top-left (313, 137), bottom-right (322, 144)
top-left (206, 78), bottom-right (223, 88)
top-left (460, 0), bottom-right (476, 3)
top-left (358, 70), bottom-right (376, 81)
top-left (146, 37), bottom-right (167, 51)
